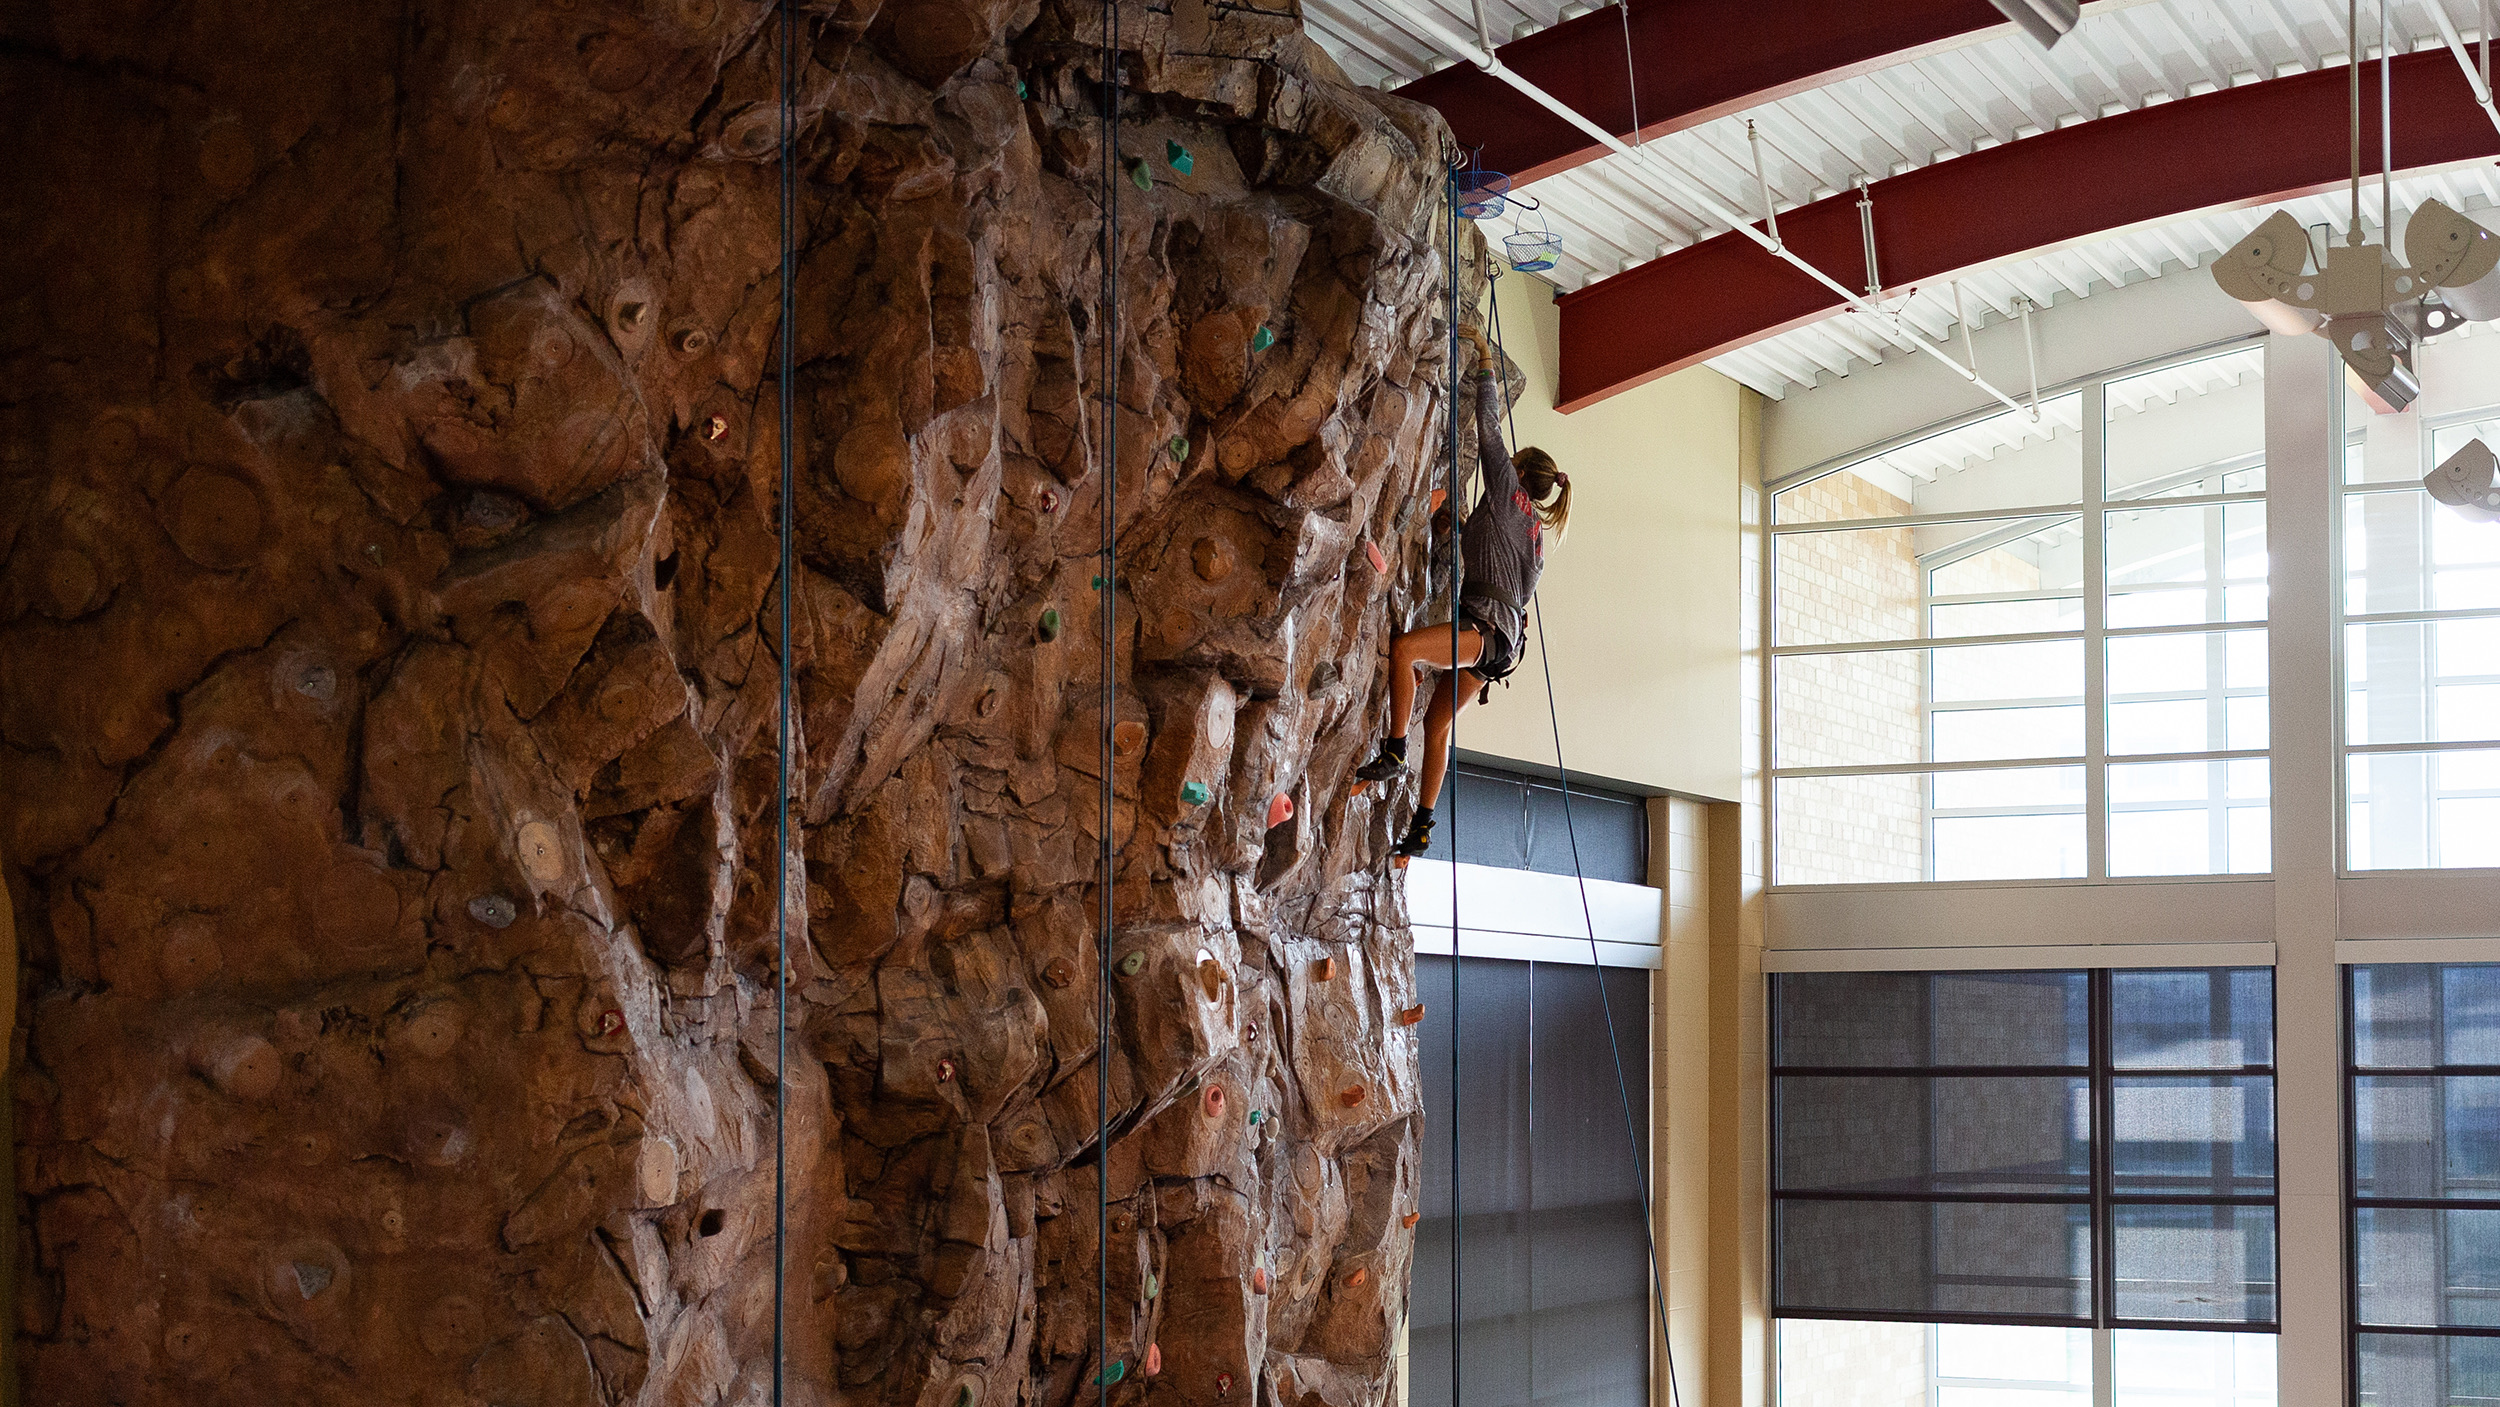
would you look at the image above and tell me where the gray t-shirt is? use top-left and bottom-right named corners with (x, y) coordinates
top-left (1456, 367), bottom-right (1542, 652)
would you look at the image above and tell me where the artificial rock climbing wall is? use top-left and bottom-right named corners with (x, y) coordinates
top-left (0, 1), bottom-right (1488, 1403)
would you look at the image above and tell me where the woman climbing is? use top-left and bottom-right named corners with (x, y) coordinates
top-left (1355, 322), bottom-right (1571, 858)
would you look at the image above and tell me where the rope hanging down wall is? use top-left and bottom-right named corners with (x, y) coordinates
top-left (772, 0), bottom-right (796, 1400)
top-left (1095, 0), bottom-right (1122, 1402)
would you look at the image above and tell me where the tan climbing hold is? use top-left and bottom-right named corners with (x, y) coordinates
top-left (1042, 957), bottom-right (1077, 989)
top-left (164, 468), bottom-right (265, 571)
top-left (639, 1137), bottom-right (680, 1206)
top-left (1191, 536), bottom-right (1233, 582)
top-left (516, 821), bottom-right (565, 884)
top-left (194, 1034), bottom-right (280, 1101)
top-left (1112, 720), bottom-right (1148, 758)
top-left (1199, 957), bottom-right (1224, 1000)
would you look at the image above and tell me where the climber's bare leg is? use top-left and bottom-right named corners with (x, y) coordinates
top-left (1416, 668), bottom-right (1482, 811)
top-left (1387, 625), bottom-right (1483, 739)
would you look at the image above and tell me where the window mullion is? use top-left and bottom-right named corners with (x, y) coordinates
top-left (2086, 378), bottom-right (2110, 880)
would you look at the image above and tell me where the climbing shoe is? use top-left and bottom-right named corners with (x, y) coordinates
top-left (1392, 811), bottom-right (1435, 858)
top-left (1354, 739), bottom-right (1407, 783)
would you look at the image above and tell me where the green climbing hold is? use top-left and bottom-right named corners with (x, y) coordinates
top-left (1038, 608), bottom-right (1062, 642)
top-left (1095, 1362), bottom-right (1127, 1387)
top-left (1118, 951), bottom-right (1146, 977)
top-left (1092, 575), bottom-right (1106, 590)
top-left (1167, 435), bottom-right (1189, 461)
top-left (1180, 782), bottom-right (1211, 806)
top-left (1145, 1272), bottom-right (1161, 1301)
top-left (1248, 1109), bottom-right (1264, 1126)
top-left (1166, 139), bottom-right (1193, 175)
top-left (1127, 157), bottom-right (1154, 192)
top-left (1017, 80), bottom-right (1029, 99)
top-left (1250, 325), bottom-right (1275, 352)
top-left (955, 1388), bottom-right (975, 1407)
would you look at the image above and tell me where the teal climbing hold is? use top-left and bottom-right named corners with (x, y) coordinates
top-left (1038, 608), bottom-right (1061, 642)
top-left (1180, 782), bottom-right (1211, 806)
top-left (1127, 157), bottom-right (1154, 192)
top-left (1166, 139), bottom-right (1193, 175)
top-left (1248, 1109), bottom-right (1264, 1126)
top-left (1167, 435), bottom-right (1189, 461)
top-left (1250, 325), bottom-right (1275, 352)
top-left (1118, 951), bottom-right (1146, 977)
top-left (1092, 575), bottom-right (1106, 590)
top-left (1017, 80), bottom-right (1028, 99)
top-left (1095, 1362), bottom-right (1127, 1387)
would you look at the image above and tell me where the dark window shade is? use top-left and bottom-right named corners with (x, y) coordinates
top-left (1418, 762), bottom-right (1649, 885)
top-left (1773, 967), bottom-right (2277, 1333)
top-left (1776, 1199), bottom-right (2093, 1321)
top-left (1412, 955), bottom-right (1651, 1407)
top-left (1773, 970), bottom-right (2090, 1069)
top-left (2351, 963), bottom-right (2500, 1375)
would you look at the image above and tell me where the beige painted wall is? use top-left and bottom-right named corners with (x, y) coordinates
top-left (1457, 273), bottom-right (1745, 801)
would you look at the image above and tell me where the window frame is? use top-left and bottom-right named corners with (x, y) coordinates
top-left (1769, 966), bottom-right (2281, 1336)
top-left (1763, 336), bottom-right (2273, 890)
top-left (2336, 402), bottom-right (2500, 877)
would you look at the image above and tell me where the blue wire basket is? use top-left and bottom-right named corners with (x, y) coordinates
top-left (1504, 210), bottom-right (1560, 271)
top-left (1456, 164), bottom-right (1510, 220)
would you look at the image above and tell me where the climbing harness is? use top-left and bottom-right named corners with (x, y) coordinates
top-left (772, 0), bottom-right (794, 1398)
top-left (1094, 1), bottom-right (1121, 1402)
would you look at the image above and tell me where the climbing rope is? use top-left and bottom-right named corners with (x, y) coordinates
top-left (1440, 152), bottom-right (1466, 1407)
top-left (1095, 1), bottom-right (1121, 1402)
top-left (1480, 279), bottom-right (1684, 1407)
top-left (771, 0), bottom-right (794, 1399)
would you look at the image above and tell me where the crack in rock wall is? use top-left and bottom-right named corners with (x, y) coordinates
top-left (0, 1), bottom-right (1500, 1403)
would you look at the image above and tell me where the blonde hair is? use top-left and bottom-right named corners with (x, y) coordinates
top-left (1515, 446), bottom-right (1570, 541)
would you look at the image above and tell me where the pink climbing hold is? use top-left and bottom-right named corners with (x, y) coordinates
top-left (1250, 1267), bottom-right (1268, 1294)
top-left (1202, 1085), bottom-right (1226, 1120)
top-left (1364, 540), bottom-right (1387, 574)
top-left (1145, 1344), bottom-right (1163, 1377)
top-left (1266, 794), bottom-right (1293, 829)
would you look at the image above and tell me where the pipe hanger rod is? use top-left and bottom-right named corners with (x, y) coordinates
top-left (1369, 0), bottom-right (2036, 416)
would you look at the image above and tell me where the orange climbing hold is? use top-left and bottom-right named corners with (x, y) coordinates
top-left (1338, 1084), bottom-right (1366, 1108)
top-left (1344, 1269), bottom-right (1367, 1289)
top-left (1401, 1212), bottom-right (1420, 1229)
top-left (1396, 1004), bottom-right (1426, 1026)
top-left (1251, 1267), bottom-right (1269, 1293)
top-left (1364, 540), bottom-right (1387, 574)
top-left (1313, 956), bottom-right (1336, 982)
top-left (1266, 793), bottom-right (1293, 828)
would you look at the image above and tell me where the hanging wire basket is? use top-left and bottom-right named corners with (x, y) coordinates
top-left (1456, 163), bottom-right (1510, 221)
top-left (1504, 207), bottom-right (1560, 272)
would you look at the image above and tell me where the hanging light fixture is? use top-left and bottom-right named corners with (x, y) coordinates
top-left (2211, 0), bottom-right (2492, 413)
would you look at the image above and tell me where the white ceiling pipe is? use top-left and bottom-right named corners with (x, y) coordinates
top-left (1363, 0), bottom-right (2039, 415)
top-left (2425, 0), bottom-right (2500, 135)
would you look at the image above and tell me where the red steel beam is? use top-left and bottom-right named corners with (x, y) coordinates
top-left (1395, 0), bottom-right (2089, 187)
top-left (1556, 51), bottom-right (2500, 412)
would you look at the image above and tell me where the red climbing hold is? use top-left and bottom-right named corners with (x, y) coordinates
top-left (1038, 487), bottom-right (1060, 513)
top-left (1266, 794), bottom-right (1293, 829)
top-left (1202, 1085), bottom-right (1226, 1119)
top-left (937, 1058), bottom-right (957, 1083)
top-left (1217, 1373), bottom-right (1234, 1397)
top-left (1364, 540), bottom-right (1387, 574)
top-left (597, 1010), bottom-right (624, 1037)
top-left (702, 414), bottom-right (729, 442)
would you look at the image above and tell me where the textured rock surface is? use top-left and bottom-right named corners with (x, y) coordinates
top-left (0, 2), bottom-right (1493, 1403)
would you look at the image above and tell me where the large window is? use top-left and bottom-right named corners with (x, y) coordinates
top-left (2344, 408), bottom-right (2500, 870)
top-left (2348, 963), bottom-right (2500, 1403)
top-left (1772, 966), bottom-right (2278, 1405)
top-left (1768, 346), bottom-right (2271, 884)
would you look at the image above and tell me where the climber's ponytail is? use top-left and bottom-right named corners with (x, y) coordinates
top-left (1515, 447), bottom-right (1569, 542)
